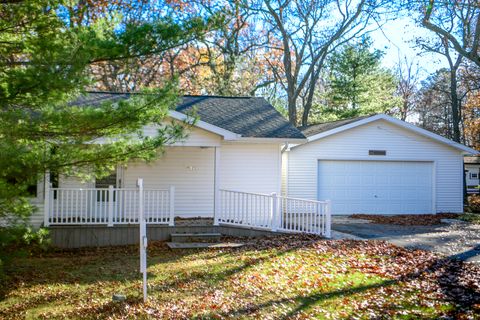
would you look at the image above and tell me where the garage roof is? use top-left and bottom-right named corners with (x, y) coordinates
top-left (299, 115), bottom-right (375, 137)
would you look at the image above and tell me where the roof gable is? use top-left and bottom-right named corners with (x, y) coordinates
top-left (300, 114), bottom-right (478, 154)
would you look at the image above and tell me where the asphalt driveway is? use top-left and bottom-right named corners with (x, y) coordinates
top-left (332, 216), bottom-right (480, 263)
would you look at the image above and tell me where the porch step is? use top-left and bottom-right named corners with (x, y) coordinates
top-left (170, 233), bottom-right (222, 243)
top-left (166, 242), bottom-right (244, 249)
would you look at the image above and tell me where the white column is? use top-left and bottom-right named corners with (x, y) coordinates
top-left (325, 200), bottom-right (332, 238)
top-left (169, 186), bottom-right (175, 226)
top-left (270, 192), bottom-right (278, 231)
top-left (137, 178), bottom-right (147, 302)
top-left (108, 185), bottom-right (114, 227)
top-left (44, 172), bottom-right (51, 227)
top-left (213, 146), bottom-right (221, 226)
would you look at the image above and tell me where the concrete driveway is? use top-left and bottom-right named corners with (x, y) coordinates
top-left (332, 216), bottom-right (480, 263)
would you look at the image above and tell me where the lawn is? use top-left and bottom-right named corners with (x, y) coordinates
top-left (1, 235), bottom-right (479, 319)
top-left (459, 213), bottom-right (480, 224)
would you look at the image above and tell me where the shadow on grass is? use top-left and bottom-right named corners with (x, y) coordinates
top-left (148, 238), bottom-right (321, 292)
top-left (0, 236), bottom-right (323, 318)
top-left (448, 245), bottom-right (480, 262)
top-left (1, 236), bottom-right (479, 319)
top-left (205, 280), bottom-right (398, 319)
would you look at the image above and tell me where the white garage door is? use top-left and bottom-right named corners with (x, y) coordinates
top-left (317, 160), bottom-right (433, 214)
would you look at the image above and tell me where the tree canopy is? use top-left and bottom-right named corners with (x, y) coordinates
top-left (0, 0), bottom-right (215, 224)
top-left (310, 38), bottom-right (399, 122)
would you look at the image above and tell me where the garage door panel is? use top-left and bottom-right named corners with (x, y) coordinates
top-left (349, 188), bottom-right (363, 200)
top-left (361, 176), bottom-right (375, 186)
top-left (318, 160), bottom-right (433, 215)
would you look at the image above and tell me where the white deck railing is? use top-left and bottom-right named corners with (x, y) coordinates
top-left (217, 189), bottom-right (331, 237)
top-left (44, 185), bottom-right (175, 226)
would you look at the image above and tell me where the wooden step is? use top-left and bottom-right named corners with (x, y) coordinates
top-left (166, 242), bottom-right (244, 249)
top-left (170, 233), bottom-right (222, 243)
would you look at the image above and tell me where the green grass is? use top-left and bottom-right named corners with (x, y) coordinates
top-left (459, 213), bottom-right (480, 224)
top-left (0, 239), bottom-right (463, 319)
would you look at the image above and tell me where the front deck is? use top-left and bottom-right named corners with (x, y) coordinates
top-left (43, 182), bottom-right (332, 248)
top-left (48, 218), bottom-right (291, 248)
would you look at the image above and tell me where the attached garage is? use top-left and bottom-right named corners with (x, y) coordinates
top-left (285, 114), bottom-right (478, 215)
top-left (317, 160), bottom-right (433, 214)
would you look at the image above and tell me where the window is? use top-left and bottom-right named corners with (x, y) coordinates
top-left (26, 183), bottom-right (37, 197)
top-left (50, 172), bottom-right (59, 188)
top-left (471, 173), bottom-right (479, 179)
top-left (95, 172), bottom-right (117, 188)
top-left (50, 171), bottom-right (59, 199)
top-left (96, 171), bottom-right (117, 202)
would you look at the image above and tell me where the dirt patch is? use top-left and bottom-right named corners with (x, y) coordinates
top-left (174, 217), bottom-right (214, 226)
top-left (350, 213), bottom-right (459, 226)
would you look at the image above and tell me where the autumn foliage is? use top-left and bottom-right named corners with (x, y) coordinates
top-left (1, 236), bottom-right (479, 319)
top-left (464, 93), bottom-right (480, 151)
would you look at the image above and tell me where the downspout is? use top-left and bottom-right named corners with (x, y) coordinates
top-left (280, 142), bottom-right (289, 196)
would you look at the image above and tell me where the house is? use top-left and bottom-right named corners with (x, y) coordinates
top-left (31, 93), bottom-right (333, 247)
top-left (285, 114), bottom-right (478, 215)
top-left (465, 156), bottom-right (480, 194)
top-left (28, 94), bottom-right (478, 247)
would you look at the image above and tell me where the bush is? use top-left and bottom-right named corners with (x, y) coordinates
top-left (466, 194), bottom-right (480, 213)
top-left (0, 225), bottom-right (50, 282)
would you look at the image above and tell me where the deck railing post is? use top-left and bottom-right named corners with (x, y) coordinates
top-left (108, 185), bottom-right (114, 227)
top-left (214, 190), bottom-right (220, 226)
top-left (169, 186), bottom-right (175, 226)
top-left (44, 182), bottom-right (51, 227)
top-left (271, 192), bottom-right (278, 231)
top-left (137, 178), bottom-right (148, 302)
top-left (325, 200), bottom-right (332, 238)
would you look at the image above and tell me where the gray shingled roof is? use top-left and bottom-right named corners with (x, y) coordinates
top-left (71, 92), bottom-right (305, 140)
top-left (299, 115), bottom-right (376, 137)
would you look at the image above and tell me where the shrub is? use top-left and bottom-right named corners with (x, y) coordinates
top-left (466, 194), bottom-right (480, 213)
top-left (0, 225), bottom-right (50, 282)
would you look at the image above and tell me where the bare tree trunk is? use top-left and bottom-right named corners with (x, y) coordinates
top-left (301, 66), bottom-right (322, 126)
top-left (287, 93), bottom-right (297, 125)
top-left (449, 67), bottom-right (461, 143)
top-left (401, 100), bottom-right (408, 120)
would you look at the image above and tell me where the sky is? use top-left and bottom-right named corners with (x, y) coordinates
top-left (369, 15), bottom-right (449, 80)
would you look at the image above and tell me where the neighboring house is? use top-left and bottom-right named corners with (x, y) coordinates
top-left (286, 114), bottom-right (478, 215)
top-left (465, 156), bottom-right (480, 194)
top-left (28, 94), bottom-right (478, 246)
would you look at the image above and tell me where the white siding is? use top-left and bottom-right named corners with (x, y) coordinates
top-left (29, 203), bottom-right (44, 228)
top-left (123, 147), bottom-right (215, 217)
top-left (220, 143), bottom-right (281, 195)
top-left (29, 176), bottom-right (46, 227)
top-left (281, 151), bottom-right (288, 196)
top-left (59, 175), bottom-right (94, 188)
top-left (287, 119), bottom-right (464, 213)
